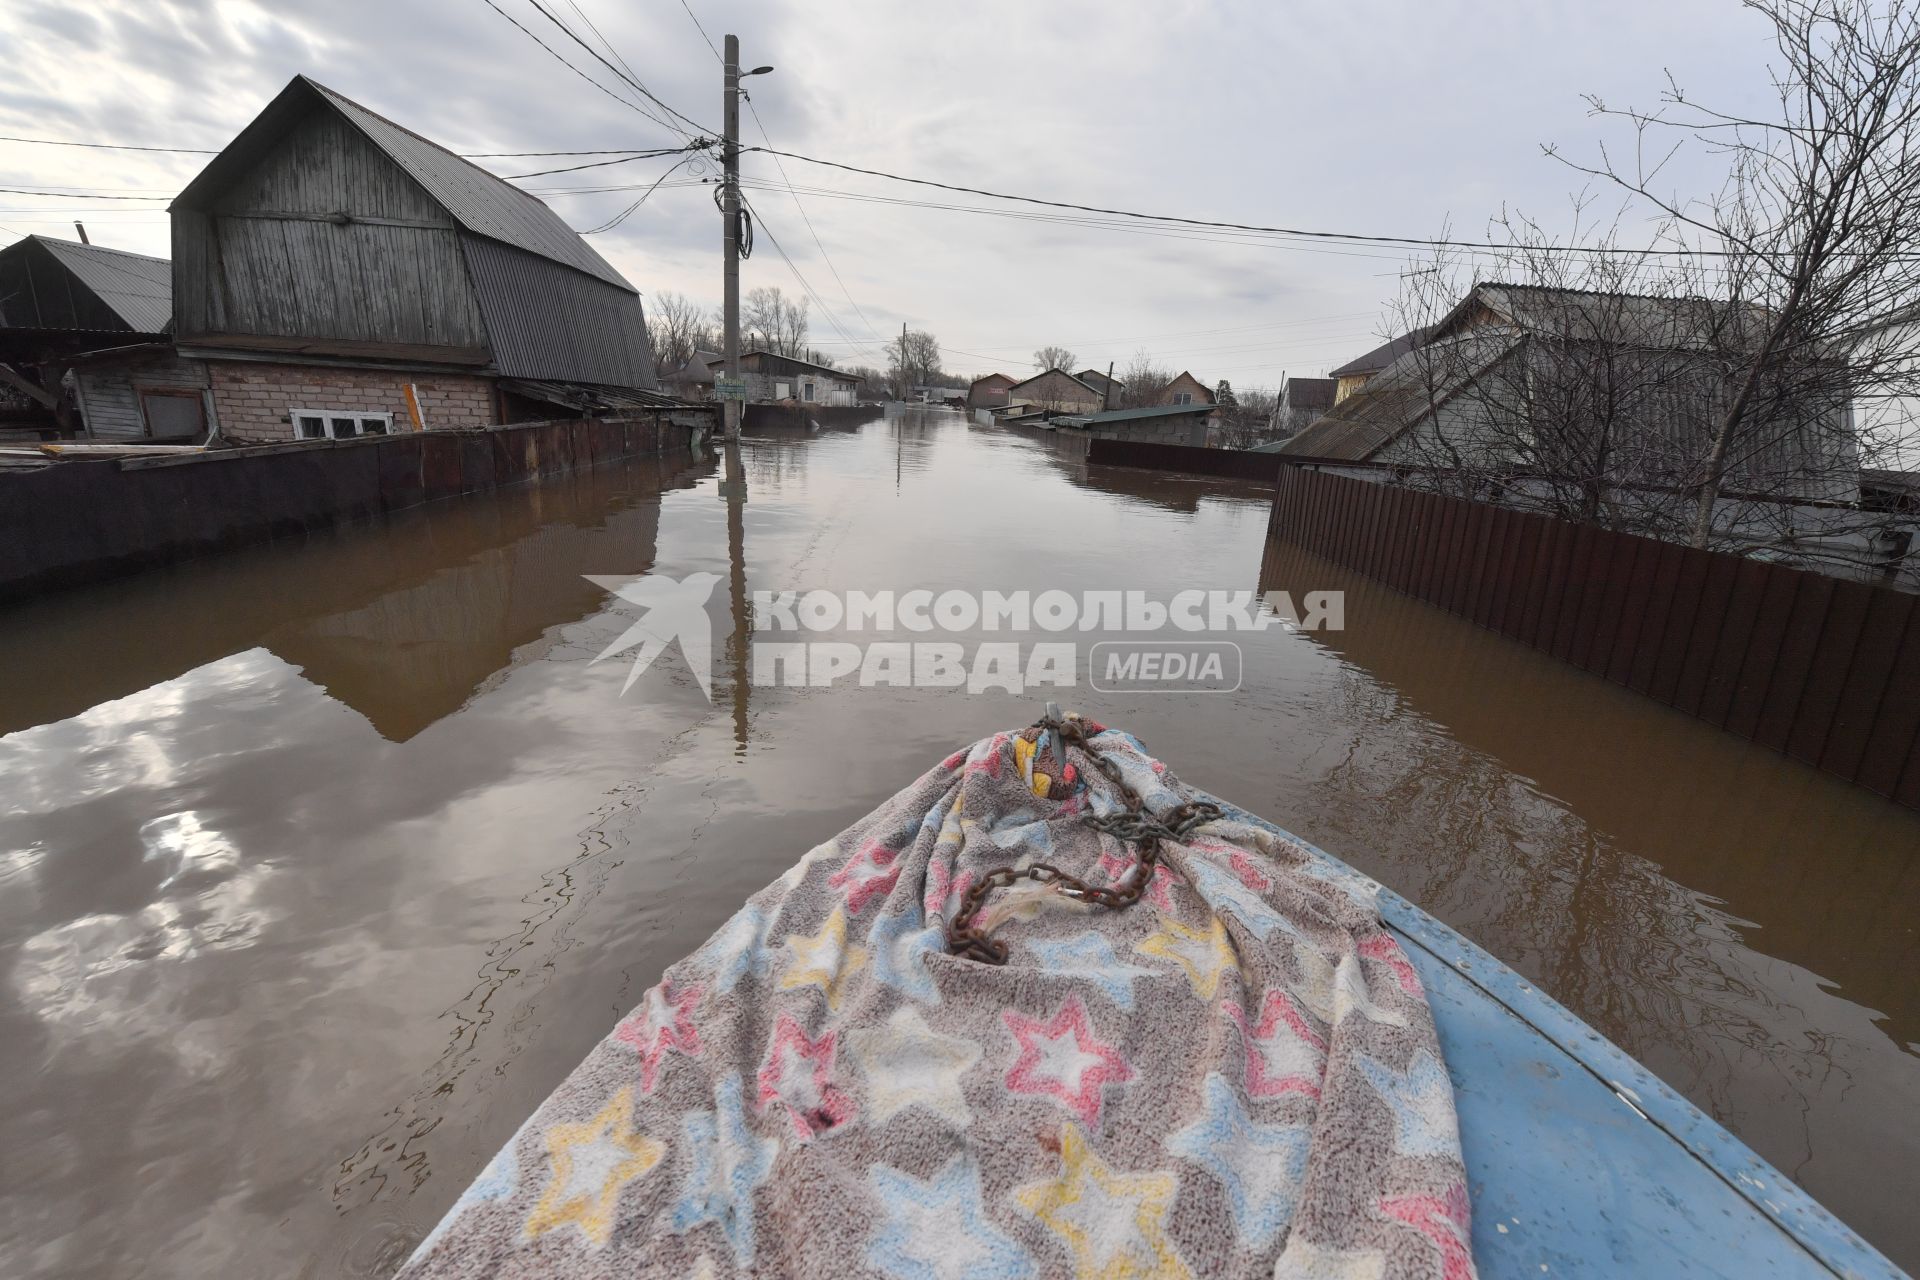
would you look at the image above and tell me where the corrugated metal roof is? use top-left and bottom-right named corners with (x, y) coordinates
top-left (462, 237), bottom-right (654, 387)
top-left (501, 379), bottom-right (689, 412)
top-left (1279, 333), bottom-right (1517, 461)
top-left (305, 79), bottom-right (636, 292)
top-left (22, 236), bottom-right (171, 332)
top-left (1329, 329), bottom-right (1431, 378)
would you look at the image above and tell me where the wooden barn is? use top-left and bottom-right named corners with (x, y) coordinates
top-left (76, 75), bottom-right (669, 443)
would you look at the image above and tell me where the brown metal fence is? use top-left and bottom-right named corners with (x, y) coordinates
top-left (1086, 439), bottom-right (1286, 482)
top-left (1267, 466), bottom-right (1920, 808)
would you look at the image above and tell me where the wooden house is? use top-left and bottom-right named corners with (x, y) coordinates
top-left (74, 75), bottom-right (669, 443)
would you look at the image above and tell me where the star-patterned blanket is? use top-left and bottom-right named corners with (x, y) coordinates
top-left (398, 722), bottom-right (1476, 1279)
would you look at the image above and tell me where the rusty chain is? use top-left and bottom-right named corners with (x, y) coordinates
top-left (943, 715), bottom-right (1221, 964)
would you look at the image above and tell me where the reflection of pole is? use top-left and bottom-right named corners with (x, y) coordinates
top-left (722, 438), bottom-right (750, 752)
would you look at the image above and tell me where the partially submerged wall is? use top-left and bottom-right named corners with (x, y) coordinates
top-left (0, 411), bottom-right (714, 601)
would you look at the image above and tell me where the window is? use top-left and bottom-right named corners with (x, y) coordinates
top-left (293, 409), bottom-right (395, 440)
top-left (138, 388), bottom-right (206, 441)
top-left (1172, 391), bottom-right (1193, 405)
top-left (802, 380), bottom-right (815, 402)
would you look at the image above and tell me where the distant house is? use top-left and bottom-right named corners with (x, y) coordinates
top-left (1053, 402), bottom-right (1212, 446)
top-left (744, 351), bottom-right (862, 405)
top-left (967, 372), bottom-right (1016, 409)
top-left (1073, 368), bottom-right (1124, 407)
top-left (74, 75), bottom-right (674, 445)
top-left (1007, 368), bottom-right (1104, 414)
top-left (665, 349), bottom-right (861, 405)
top-left (1328, 329), bottom-right (1430, 405)
top-left (0, 235), bottom-right (173, 437)
top-left (1279, 282), bottom-right (1854, 502)
top-left (664, 348), bottom-right (722, 401)
top-left (1272, 376), bottom-right (1337, 440)
top-left (1155, 370), bottom-right (1215, 407)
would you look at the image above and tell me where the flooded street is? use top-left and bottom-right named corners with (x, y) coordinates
top-left (2, 408), bottom-right (1917, 1278)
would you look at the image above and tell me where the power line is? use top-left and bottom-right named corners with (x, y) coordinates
top-left (502, 146), bottom-right (703, 179)
top-left (1, 133), bottom-right (678, 160)
top-left (0, 135), bottom-right (217, 154)
top-left (580, 154), bottom-right (701, 233)
top-left (678, 0), bottom-right (724, 63)
top-left (737, 192), bottom-right (889, 361)
top-left (477, 0), bottom-right (690, 141)
top-left (0, 188), bottom-right (165, 201)
top-left (741, 96), bottom-right (884, 353)
top-left (517, 0), bottom-right (715, 138)
top-left (740, 145), bottom-right (1771, 261)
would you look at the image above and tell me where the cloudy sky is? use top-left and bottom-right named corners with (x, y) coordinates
top-left (0, 0), bottom-right (1786, 389)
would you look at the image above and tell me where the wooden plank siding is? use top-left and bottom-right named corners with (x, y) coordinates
top-left (179, 109), bottom-right (487, 349)
top-left (1266, 466), bottom-right (1920, 807)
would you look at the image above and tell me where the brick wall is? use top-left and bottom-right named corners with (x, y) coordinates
top-left (208, 361), bottom-right (497, 442)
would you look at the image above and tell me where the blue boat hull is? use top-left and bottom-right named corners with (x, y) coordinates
top-left (1208, 795), bottom-right (1904, 1280)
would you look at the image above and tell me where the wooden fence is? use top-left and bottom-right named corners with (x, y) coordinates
top-left (1086, 439), bottom-right (1286, 482)
top-left (1267, 466), bottom-right (1920, 808)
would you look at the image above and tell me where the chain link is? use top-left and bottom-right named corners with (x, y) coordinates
top-left (943, 716), bottom-right (1222, 965)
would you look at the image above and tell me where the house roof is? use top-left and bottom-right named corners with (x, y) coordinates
top-left (1056, 403), bottom-right (1216, 426)
top-left (174, 76), bottom-right (634, 293)
top-left (29, 236), bottom-right (172, 332)
top-left (1163, 370), bottom-right (1215, 402)
top-left (1008, 368), bottom-right (1101, 395)
top-left (970, 372), bottom-right (1015, 387)
top-left (501, 378), bottom-right (689, 412)
top-left (1074, 368), bottom-right (1124, 393)
top-left (743, 349), bottom-right (862, 380)
top-left (1278, 332), bottom-right (1517, 460)
top-left (1281, 376), bottom-right (1337, 412)
top-left (1435, 283), bottom-right (1764, 350)
top-left (1330, 328), bottom-right (1431, 379)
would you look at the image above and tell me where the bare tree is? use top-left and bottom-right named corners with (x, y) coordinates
top-left (646, 291), bottom-right (715, 380)
top-left (1216, 385), bottom-right (1279, 449)
top-left (888, 330), bottom-right (945, 398)
top-left (1116, 350), bottom-right (1172, 408)
top-left (1555, 0), bottom-right (1920, 551)
top-left (743, 286), bottom-right (810, 357)
top-left (1033, 345), bottom-right (1076, 372)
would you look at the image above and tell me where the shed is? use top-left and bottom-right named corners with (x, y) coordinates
top-left (0, 235), bottom-right (173, 435)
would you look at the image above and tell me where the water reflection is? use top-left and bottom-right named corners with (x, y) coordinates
top-left (1, 414), bottom-right (1916, 1278)
top-left (1257, 534), bottom-right (1920, 1237)
top-left (0, 455), bottom-right (712, 743)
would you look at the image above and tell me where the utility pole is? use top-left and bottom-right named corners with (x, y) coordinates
top-left (899, 321), bottom-right (908, 402)
top-left (721, 34), bottom-right (742, 440)
top-left (1102, 360), bottom-right (1114, 411)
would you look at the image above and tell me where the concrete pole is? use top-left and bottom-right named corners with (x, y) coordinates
top-left (722, 34), bottom-right (742, 439)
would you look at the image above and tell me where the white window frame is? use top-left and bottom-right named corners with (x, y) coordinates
top-left (1172, 391), bottom-right (1193, 406)
top-left (292, 408), bottom-right (396, 440)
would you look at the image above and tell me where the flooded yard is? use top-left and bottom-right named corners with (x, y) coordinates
top-left (1, 408), bottom-right (1916, 1277)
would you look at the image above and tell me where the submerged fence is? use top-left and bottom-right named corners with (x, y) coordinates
top-left (1267, 466), bottom-right (1920, 808)
top-left (1086, 439), bottom-right (1286, 482)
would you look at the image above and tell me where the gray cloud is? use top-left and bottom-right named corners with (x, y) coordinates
top-left (0, 0), bottom-right (1784, 387)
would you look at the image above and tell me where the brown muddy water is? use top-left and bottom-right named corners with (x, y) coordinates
top-left (1, 408), bottom-right (1915, 1278)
